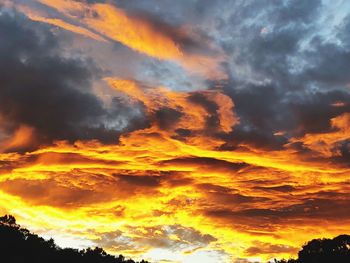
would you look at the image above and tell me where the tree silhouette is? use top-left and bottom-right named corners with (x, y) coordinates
top-left (274, 234), bottom-right (350, 263)
top-left (0, 214), bottom-right (16, 225)
top-left (0, 215), bottom-right (149, 263)
top-left (2, 215), bottom-right (350, 263)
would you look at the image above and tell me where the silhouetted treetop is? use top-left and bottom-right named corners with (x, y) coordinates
top-left (0, 214), bottom-right (149, 263)
top-left (0, 214), bottom-right (17, 225)
top-left (275, 234), bottom-right (350, 263)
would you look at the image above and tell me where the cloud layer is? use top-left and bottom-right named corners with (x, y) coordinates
top-left (0, 1), bottom-right (350, 262)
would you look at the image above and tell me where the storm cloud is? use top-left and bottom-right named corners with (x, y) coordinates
top-left (0, 8), bottom-right (146, 151)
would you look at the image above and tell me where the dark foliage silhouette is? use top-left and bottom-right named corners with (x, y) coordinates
top-left (275, 234), bottom-right (350, 263)
top-left (2, 215), bottom-right (350, 263)
top-left (0, 215), bottom-right (149, 263)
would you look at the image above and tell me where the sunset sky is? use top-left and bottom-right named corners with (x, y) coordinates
top-left (0, 0), bottom-right (350, 262)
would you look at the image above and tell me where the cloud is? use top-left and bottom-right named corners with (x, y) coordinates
top-left (211, 0), bottom-right (350, 156)
top-left (254, 185), bottom-right (297, 193)
top-left (289, 112), bottom-right (350, 161)
top-left (197, 183), bottom-right (270, 208)
top-left (1, 1), bottom-right (350, 262)
top-left (96, 224), bottom-right (217, 254)
top-left (0, 8), bottom-right (146, 150)
top-left (245, 241), bottom-right (298, 256)
top-left (113, 174), bottom-right (162, 188)
top-left (107, 78), bottom-right (238, 138)
top-left (0, 178), bottom-right (110, 207)
top-left (205, 194), bottom-right (350, 227)
top-left (20, 0), bottom-right (226, 79)
top-left (160, 157), bottom-right (248, 172)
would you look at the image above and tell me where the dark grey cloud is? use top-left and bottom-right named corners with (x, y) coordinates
top-left (275, 0), bottom-right (321, 24)
top-left (205, 194), bottom-right (350, 227)
top-left (0, 8), bottom-right (147, 150)
top-left (111, 170), bottom-right (193, 191)
top-left (68, 0), bottom-right (350, 157)
top-left (113, 174), bottom-right (162, 187)
top-left (223, 87), bottom-right (349, 156)
top-left (214, 0), bottom-right (350, 153)
top-left (160, 157), bottom-right (248, 172)
top-left (197, 183), bottom-right (270, 206)
top-left (303, 38), bottom-right (350, 86)
top-left (111, 0), bottom-right (196, 25)
top-left (288, 90), bottom-right (350, 135)
top-left (332, 139), bottom-right (350, 164)
top-left (254, 185), bottom-right (297, 193)
top-left (337, 14), bottom-right (350, 49)
top-left (153, 107), bottom-right (183, 130)
top-left (3, 0), bottom-right (350, 158)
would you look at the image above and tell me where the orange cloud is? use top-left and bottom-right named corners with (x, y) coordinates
top-left (1, 81), bottom-right (350, 262)
top-left (1, 76), bottom-right (348, 262)
top-left (0, 125), bottom-right (35, 152)
top-left (1, 2), bottom-right (350, 263)
top-left (107, 78), bottom-right (237, 135)
top-left (25, 13), bottom-right (107, 42)
top-left (290, 113), bottom-right (350, 157)
top-left (29, 0), bottom-right (226, 79)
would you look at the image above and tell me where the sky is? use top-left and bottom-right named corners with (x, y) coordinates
top-left (0, 0), bottom-right (349, 262)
